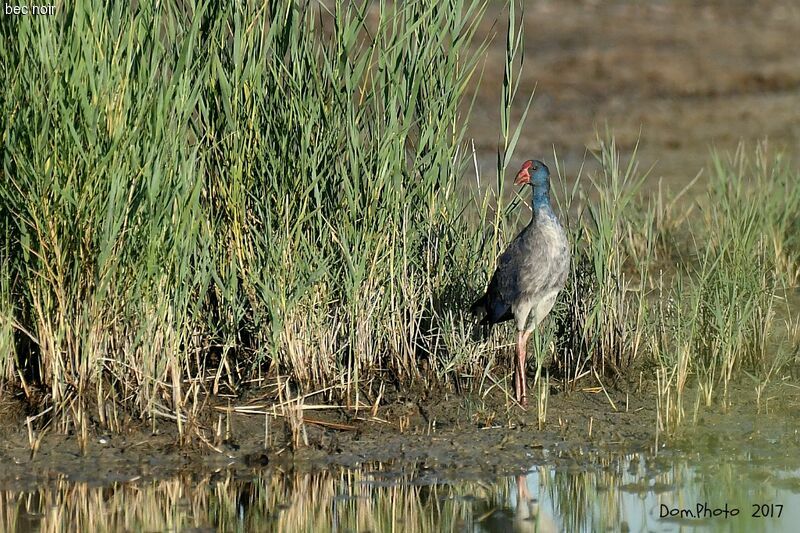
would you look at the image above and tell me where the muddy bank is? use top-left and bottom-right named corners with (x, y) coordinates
top-left (0, 382), bottom-right (650, 489)
top-left (2, 379), bottom-right (798, 491)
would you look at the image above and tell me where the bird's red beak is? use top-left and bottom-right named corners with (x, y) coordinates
top-left (514, 168), bottom-right (530, 185)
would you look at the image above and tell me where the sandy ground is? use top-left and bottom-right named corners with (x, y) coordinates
top-left (467, 0), bottom-right (800, 194)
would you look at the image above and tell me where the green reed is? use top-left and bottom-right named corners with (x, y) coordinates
top-left (652, 144), bottom-right (800, 431)
top-left (1, 0), bottom-right (798, 442)
top-left (0, 0), bottom-right (500, 433)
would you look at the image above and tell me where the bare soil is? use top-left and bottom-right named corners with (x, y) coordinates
top-left (469, 0), bottom-right (800, 193)
top-left (0, 379), bottom-right (657, 489)
top-left (3, 377), bottom-right (799, 491)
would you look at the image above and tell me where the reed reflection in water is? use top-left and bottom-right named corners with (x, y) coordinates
top-left (3, 453), bottom-right (800, 532)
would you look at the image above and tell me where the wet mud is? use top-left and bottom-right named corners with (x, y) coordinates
top-left (2, 379), bottom-right (799, 492)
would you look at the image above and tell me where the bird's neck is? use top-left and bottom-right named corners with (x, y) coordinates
top-left (531, 185), bottom-right (553, 219)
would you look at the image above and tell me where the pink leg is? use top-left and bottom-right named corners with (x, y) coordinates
top-left (516, 330), bottom-right (532, 407)
top-left (515, 349), bottom-right (522, 406)
top-left (514, 333), bottom-right (522, 405)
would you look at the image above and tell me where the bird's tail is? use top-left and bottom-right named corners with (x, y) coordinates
top-left (470, 294), bottom-right (491, 341)
top-left (470, 294), bottom-right (487, 317)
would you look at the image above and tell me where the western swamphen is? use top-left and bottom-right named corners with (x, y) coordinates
top-left (471, 160), bottom-right (570, 407)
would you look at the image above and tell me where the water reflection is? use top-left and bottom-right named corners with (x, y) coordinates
top-left (3, 451), bottom-right (800, 532)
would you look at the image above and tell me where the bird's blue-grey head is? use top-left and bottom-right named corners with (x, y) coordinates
top-left (514, 159), bottom-right (551, 210)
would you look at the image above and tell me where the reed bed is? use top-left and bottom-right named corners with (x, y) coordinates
top-left (1, 0), bottom-right (501, 434)
top-left (1, 0), bottom-right (798, 442)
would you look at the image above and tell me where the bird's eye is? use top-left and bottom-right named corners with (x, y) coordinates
top-left (532, 165), bottom-right (538, 171)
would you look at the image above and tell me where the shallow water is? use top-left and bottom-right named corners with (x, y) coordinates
top-left (4, 444), bottom-right (800, 533)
